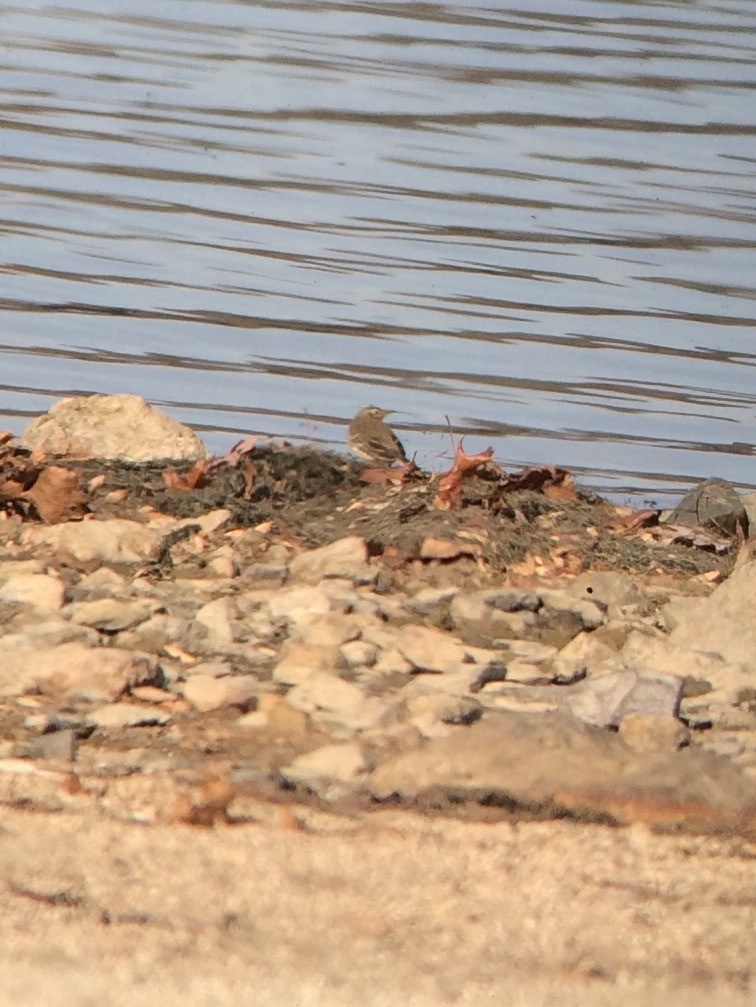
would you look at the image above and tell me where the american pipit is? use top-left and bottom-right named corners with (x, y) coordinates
top-left (348, 406), bottom-right (407, 466)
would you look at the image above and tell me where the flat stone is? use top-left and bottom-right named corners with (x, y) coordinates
top-left (536, 589), bottom-right (606, 631)
top-left (0, 642), bottom-right (157, 701)
top-left (406, 694), bottom-right (482, 738)
top-left (289, 613), bottom-right (362, 648)
top-left (619, 714), bottom-right (690, 753)
top-left (282, 742), bottom-right (371, 787)
top-left (88, 703), bottom-right (170, 729)
top-left (286, 674), bottom-right (392, 733)
top-left (404, 587), bottom-right (458, 617)
top-left (20, 519), bottom-right (165, 565)
top-left (552, 632), bottom-right (616, 683)
top-left (67, 598), bottom-right (156, 632)
top-left (195, 597), bottom-right (237, 645)
top-left (266, 585), bottom-right (333, 623)
top-left (394, 624), bottom-right (470, 674)
top-left (29, 729), bottom-right (78, 762)
top-left (21, 393), bottom-right (210, 463)
top-left (0, 574), bottom-right (65, 612)
top-left (565, 669), bottom-right (683, 729)
top-left (340, 640), bottom-right (377, 669)
top-left (289, 536), bottom-right (370, 583)
top-left (566, 572), bottom-right (644, 614)
top-left (272, 642), bottom-right (342, 686)
top-left (180, 674), bottom-right (258, 713)
top-left (369, 713), bottom-right (756, 835)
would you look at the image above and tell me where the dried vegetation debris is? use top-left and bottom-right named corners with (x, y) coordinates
top-left (0, 427), bottom-right (743, 581)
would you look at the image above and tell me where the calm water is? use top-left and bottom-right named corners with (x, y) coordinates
top-left (1, 0), bottom-right (754, 504)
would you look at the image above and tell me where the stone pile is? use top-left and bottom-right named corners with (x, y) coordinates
top-left (1, 505), bottom-right (755, 834)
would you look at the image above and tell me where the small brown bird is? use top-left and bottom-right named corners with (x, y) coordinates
top-left (348, 406), bottom-right (407, 466)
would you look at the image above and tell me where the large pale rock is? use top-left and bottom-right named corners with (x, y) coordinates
top-left (67, 598), bottom-right (156, 632)
top-left (272, 642), bottom-right (342, 685)
top-left (288, 613), bottom-right (362, 647)
top-left (88, 703), bottom-right (170, 729)
top-left (286, 674), bottom-right (392, 733)
top-left (21, 393), bottom-right (209, 462)
top-left (289, 536), bottom-right (370, 583)
top-left (0, 642), bottom-right (157, 700)
top-left (180, 674), bottom-right (258, 713)
top-left (281, 742), bottom-right (371, 787)
top-left (266, 585), bottom-right (333, 624)
top-left (195, 597), bottom-right (237, 645)
top-left (394, 624), bottom-right (470, 674)
top-left (565, 668), bottom-right (683, 728)
top-left (20, 519), bottom-right (165, 565)
top-left (0, 573), bottom-right (65, 611)
top-left (369, 713), bottom-right (756, 834)
top-left (620, 631), bottom-right (754, 707)
top-left (666, 545), bottom-right (756, 673)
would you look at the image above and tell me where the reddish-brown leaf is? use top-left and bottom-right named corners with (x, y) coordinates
top-left (162, 460), bottom-right (210, 490)
top-left (21, 466), bottom-right (88, 523)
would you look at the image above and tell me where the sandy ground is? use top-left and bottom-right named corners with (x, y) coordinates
top-left (1, 802), bottom-right (754, 1007)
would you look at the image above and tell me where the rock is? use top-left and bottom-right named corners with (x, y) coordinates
top-left (272, 642), bottom-right (342, 686)
top-left (29, 728), bottom-right (78, 761)
top-left (289, 613), bottom-right (362, 648)
top-left (394, 624), bottom-right (470, 674)
top-left (566, 572), bottom-right (644, 615)
top-left (369, 713), bottom-right (756, 835)
top-left (195, 597), bottom-right (237, 646)
top-left (618, 714), bottom-right (690, 753)
top-left (620, 630), bottom-right (756, 710)
top-left (0, 574), bottom-right (65, 611)
top-left (552, 632), bottom-right (616, 683)
top-left (21, 393), bottom-right (209, 463)
top-left (281, 742), bottom-right (371, 791)
top-left (565, 668), bottom-right (683, 728)
top-left (286, 674), bottom-right (392, 734)
top-left (667, 478), bottom-right (748, 538)
top-left (536, 589), bottom-right (606, 631)
top-left (266, 585), bottom-right (333, 624)
top-left (254, 694), bottom-right (309, 736)
top-left (180, 675), bottom-right (258, 713)
top-left (369, 648), bottom-right (414, 678)
top-left (666, 543), bottom-right (756, 673)
top-left (67, 598), bottom-right (156, 632)
top-left (340, 640), bottom-right (377, 669)
top-left (289, 537), bottom-right (370, 583)
top-left (88, 703), bottom-right (171, 729)
top-left (183, 660), bottom-right (235, 679)
top-left (449, 589), bottom-right (539, 641)
top-left (0, 642), bottom-right (157, 701)
top-left (21, 519), bottom-right (165, 565)
top-left (405, 694), bottom-right (482, 738)
top-left (404, 587), bottom-right (458, 617)
top-left (504, 659), bottom-right (554, 685)
top-left (0, 620), bottom-right (97, 650)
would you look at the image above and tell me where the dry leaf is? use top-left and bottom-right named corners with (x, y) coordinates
top-left (240, 459), bottom-right (257, 500)
top-left (360, 459), bottom-right (418, 485)
top-left (499, 466), bottom-right (576, 498)
top-left (22, 466), bottom-right (88, 523)
top-left (434, 441), bottom-right (494, 510)
top-left (162, 460), bottom-right (210, 490)
top-left (87, 473), bottom-right (107, 492)
top-left (171, 772), bottom-right (235, 827)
